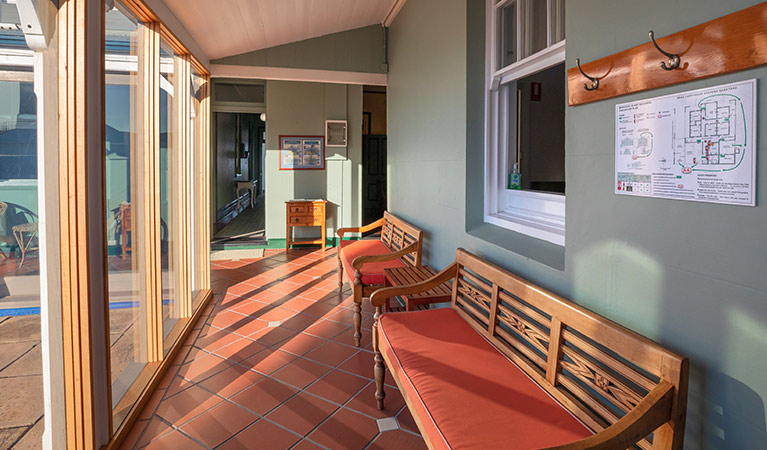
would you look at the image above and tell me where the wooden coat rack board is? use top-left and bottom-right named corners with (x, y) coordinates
top-left (567, 3), bottom-right (767, 106)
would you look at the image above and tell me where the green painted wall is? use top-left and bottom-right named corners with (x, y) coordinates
top-left (387, 0), bottom-right (767, 448)
top-left (264, 81), bottom-right (363, 240)
top-left (212, 25), bottom-right (386, 74)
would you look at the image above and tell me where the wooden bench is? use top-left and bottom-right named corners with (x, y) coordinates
top-left (337, 211), bottom-right (423, 346)
top-left (370, 248), bottom-right (689, 450)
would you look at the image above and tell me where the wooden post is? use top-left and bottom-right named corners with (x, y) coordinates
top-left (57, 0), bottom-right (111, 446)
top-left (373, 306), bottom-right (386, 410)
top-left (353, 271), bottom-right (363, 346)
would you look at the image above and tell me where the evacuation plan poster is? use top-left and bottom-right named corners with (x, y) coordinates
top-left (615, 79), bottom-right (756, 206)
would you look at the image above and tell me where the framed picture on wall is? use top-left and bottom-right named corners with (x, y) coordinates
top-left (279, 136), bottom-right (325, 170)
top-left (325, 120), bottom-right (348, 147)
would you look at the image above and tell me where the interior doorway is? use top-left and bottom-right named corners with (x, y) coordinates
top-left (362, 86), bottom-right (388, 227)
top-left (212, 111), bottom-right (266, 246)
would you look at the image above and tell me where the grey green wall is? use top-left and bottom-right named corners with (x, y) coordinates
top-left (387, 0), bottom-right (767, 448)
top-left (264, 81), bottom-right (363, 240)
top-left (212, 25), bottom-right (386, 74)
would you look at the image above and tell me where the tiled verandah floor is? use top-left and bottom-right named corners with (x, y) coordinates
top-left (121, 248), bottom-right (426, 450)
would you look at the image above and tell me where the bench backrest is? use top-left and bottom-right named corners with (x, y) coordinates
top-left (381, 211), bottom-right (423, 266)
top-left (449, 248), bottom-right (688, 450)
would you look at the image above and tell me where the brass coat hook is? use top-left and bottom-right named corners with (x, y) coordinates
top-left (649, 31), bottom-right (680, 70)
top-left (575, 58), bottom-right (599, 91)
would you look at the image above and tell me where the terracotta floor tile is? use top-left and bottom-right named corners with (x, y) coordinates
top-left (275, 332), bottom-right (326, 356)
top-left (138, 388), bottom-right (166, 420)
top-left (242, 349), bottom-right (299, 375)
top-left (120, 249), bottom-right (424, 447)
top-left (133, 416), bottom-right (173, 448)
top-left (179, 401), bottom-right (258, 448)
top-left (304, 341), bottom-right (358, 367)
top-left (291, 439), bottom-right (326, 450)
top-left (218, 419), bottom-right (301, 450)
top-left (119, 418), bottom-right (147, 449)
top-left (210, 337), bottom-right (266, 363)
top-left (164, 374), bottom-right (193, 398)
top-left (197, 364), bottom-right (264, 398)
top-left (336, 350), bottom-right (376, 379)
top-left (266, 392), bottom-right (338, 436)
top-left (248, 326), bottom-right (299, 347)
top-left (368, 430), bottom-right (427, 450)
top-left (305, 369), bottom-right (370, 405)
top-left (208, 310), bottom-right (249, 329)
top-left (176, 353), bottom-right (233, 383)
top-left (307, 408), bottom-right (379, 450)
top-left (230, 298), bottom-right (274, 316)
top-left (271, 358), bottom-right (332, 389)
top-left (396, 408), bottom-right (419, 434)
top-left (194, 328), bottom-right (241, 351)
top-left (154, 384), bottom-right (223, 425)
top-left (279, 312), bottom-right (324, 332)
top-left (296, 302), bottom-right (337, 318)
top-left (345, 383), bottom-right (406, 420)
top-left (304, 319), bottom-right (352, 340)
top-left (143, 429), bottom-right (203, 450)
top-left (230, 377), bottom-right (299, 416)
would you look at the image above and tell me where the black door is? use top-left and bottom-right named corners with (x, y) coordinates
top-left (362, 135), bottom-right (387, 226)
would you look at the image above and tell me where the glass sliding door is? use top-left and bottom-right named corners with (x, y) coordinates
top-left (159, 38), bottom-right (183, 346)
top-left (104, 0), bottom-right (148, 408)
top-left (190, 68), bottom-right (204, 309)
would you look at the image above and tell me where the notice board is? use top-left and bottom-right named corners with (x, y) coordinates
top-left (615, 79), bottom-right (756, 206)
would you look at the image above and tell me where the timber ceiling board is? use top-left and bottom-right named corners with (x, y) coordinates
top-left (163, 0), bottom-right (398, 60)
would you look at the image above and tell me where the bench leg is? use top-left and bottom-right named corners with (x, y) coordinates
top-left (373, 306), bottom-right (386, 410)
top-left (337, 252), bottom-right (344, 292)
top-left (353, 272), bottom-right (363, 346)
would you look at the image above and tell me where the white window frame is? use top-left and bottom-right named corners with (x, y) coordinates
top-left (484, 0), bottom-right (566, 246)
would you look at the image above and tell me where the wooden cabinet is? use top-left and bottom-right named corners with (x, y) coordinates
top-left (286, 200), bottom-right (327, 250)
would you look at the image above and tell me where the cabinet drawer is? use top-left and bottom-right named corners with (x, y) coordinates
top-left (289, 215), bottom-right (322, 226)
top-left (288, 204), bottom-right (308, 214)
top-left (309, 204), bottom-right (324, 214)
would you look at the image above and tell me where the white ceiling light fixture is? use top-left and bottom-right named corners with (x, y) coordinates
top-left (260, 113), bottom-right (266, 122)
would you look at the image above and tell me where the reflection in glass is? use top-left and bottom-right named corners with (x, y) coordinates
top-left (499, 2), bottom-right (517, 68)
top-left (530, 0), bottom-right (548, 56)
top-left (105, 1), bottom-right (147, 408)
top-left (190, 68), bottom-right (204, 309)
top-left (160, 39), bottom-right (181, 345)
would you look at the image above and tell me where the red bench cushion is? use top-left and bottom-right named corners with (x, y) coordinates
top-left (379, 308), bottom-right (592, 450)
top-left (339, 239), bottom-right (406, 285)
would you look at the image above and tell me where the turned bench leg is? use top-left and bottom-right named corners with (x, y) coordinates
top-left (337, 253), bottom-right (344, 292)
top-left (353, 271), bottom-right (363, 346)
top-left (373, 306), bottom-right (386, 410)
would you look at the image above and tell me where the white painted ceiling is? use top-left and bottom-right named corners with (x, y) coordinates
top-left (163, 0), bottom-right (398, 60)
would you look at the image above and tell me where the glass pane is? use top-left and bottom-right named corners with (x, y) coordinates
top-left (0, 1), bottom-right (43, 441)
top-left (160, 39), bottom-right (181, 345)
top-left (105, 0), bottom-right (148, 408)
top-left (498, 2), bottom-right (517, 68)
top-left (530, 0), bottom-right (548, 56)
top-left (507, 63), bottom-right (566, 194)
top-left (552, 0), bottom-right (565, 43)
top-left (190, 68), bottom-right (204, 309)
top-left (215, 83), bottom-right (264, 103)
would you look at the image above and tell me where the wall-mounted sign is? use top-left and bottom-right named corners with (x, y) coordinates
top-left (615, 79), bottom-right (756, 206)
top-left (325, 120), bottom-right (348, 147)
top-left (279, 136), bottom-right (325, 170)
top-left (531, 82), bottom-right (542, 102)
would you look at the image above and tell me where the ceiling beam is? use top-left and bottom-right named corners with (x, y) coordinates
top-left (211, 64), bottom-right (387, 86)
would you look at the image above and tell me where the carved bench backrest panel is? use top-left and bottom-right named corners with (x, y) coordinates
top-left (381, 211), bottom-right (423, 267)
top-left (450, 249), bottom-right (687, 450)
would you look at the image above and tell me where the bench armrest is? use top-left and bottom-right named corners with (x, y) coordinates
top-left (351, 241), bottom-right (420, 273)
top-left (546, 381), bottom-right (674, 450)
top-left (337, 218), bottom-right (386, 238)
top-left (369, 262), bottom-right (458, 308)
